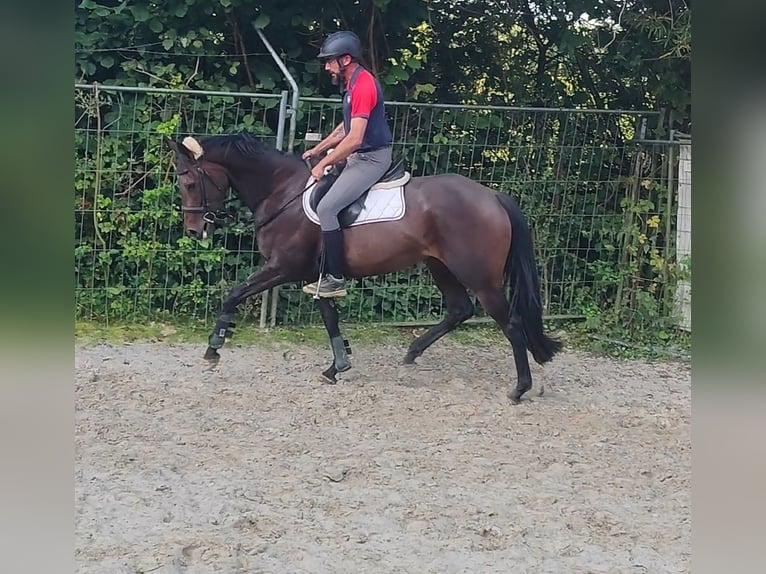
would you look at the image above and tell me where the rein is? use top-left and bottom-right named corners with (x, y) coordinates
top-left (255, 162), bottom-right (317, 230)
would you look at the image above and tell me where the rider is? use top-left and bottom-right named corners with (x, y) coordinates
top-left (302, 30), bottom-right (393, 298)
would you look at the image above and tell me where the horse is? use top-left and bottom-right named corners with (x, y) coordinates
top-left (167, 132), bottom-right (561, 403)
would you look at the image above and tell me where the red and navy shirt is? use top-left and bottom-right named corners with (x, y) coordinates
top-left (343, 66), bottom-right (393, 152)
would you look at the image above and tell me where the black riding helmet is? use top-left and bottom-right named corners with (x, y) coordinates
top-left (317, 31), bottom-right (362, 61)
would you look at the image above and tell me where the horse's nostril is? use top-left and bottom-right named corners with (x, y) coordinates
top-left (186, 228), bottom-right (200, 238)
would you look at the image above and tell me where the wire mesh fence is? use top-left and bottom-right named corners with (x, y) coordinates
top-left (75, 85), bottom-right (287, 324)
top-left (75, 84), bottom-right (680, 331)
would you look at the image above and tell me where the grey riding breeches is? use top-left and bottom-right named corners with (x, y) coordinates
top-left (316, 146), bottom-right (393, 231)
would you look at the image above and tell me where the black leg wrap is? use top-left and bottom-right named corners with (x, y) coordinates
top-left (330, 335), bottom-right (351, 372)
top-left (208, 313), bottom-right (236, 349)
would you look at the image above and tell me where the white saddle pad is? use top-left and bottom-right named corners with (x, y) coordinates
top-left (302, 173), bottom-right (410, 227)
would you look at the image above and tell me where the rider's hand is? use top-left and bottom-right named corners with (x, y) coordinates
top-left (310, 164), bottom-right (326, 181)
top-left (302, 148), bottom-right (317, 161)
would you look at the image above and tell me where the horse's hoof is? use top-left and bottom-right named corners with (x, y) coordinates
top-left (203, 347), bottom-right (220, 365)
top-left (320, 363), bottom-right (338, 384)
top-left (320, 370), bottom-right (337, 385)
top-left (402, 353), bottom-right (418, 365)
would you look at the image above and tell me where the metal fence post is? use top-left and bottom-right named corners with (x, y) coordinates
top-left (275, 90), bottom-right (288, 151)
top-left (256, 29), bottom-right (301, 329)
top-left (257, 90), bottom-right (290, 328)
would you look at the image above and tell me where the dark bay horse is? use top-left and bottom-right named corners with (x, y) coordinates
top-left (168, 133), bottom-right (560, 402)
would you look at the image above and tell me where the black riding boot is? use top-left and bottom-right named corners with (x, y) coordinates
top-left (303, 229), bottom-right (348, 297)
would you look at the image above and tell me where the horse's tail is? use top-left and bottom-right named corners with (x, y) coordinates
top-left (495, 192), bottom-right (562, 365)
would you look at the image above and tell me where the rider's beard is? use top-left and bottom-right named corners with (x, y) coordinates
top-left (330, 71), bottom-right (340, 86)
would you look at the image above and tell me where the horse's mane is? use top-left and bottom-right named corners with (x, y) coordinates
top-left (199, 132), bottom-right (287, 159)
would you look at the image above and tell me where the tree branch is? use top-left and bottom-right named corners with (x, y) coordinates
top-left (574, 50), bottom-right (605, 109)
top-left (367, 2), bottom-right (378, 75)
top-left (228, 13), bottom-right (256, 89)
top-left (520, 1), bottom-right (549, 103)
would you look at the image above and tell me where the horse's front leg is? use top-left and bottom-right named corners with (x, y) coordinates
top-left (316, 298), bottom-right (352, 383)
top-left (204, 262), bottom-right (288, 365)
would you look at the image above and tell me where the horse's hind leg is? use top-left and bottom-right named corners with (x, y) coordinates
top-left (317, 298), bottom-right (351, 384)
top-left (403, 259), bottom-right (474, 364)
top-left (473, 287), bottom-right (533, 404)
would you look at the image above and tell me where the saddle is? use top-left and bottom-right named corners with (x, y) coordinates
top-left (308, 154), bottom-right (408, 228)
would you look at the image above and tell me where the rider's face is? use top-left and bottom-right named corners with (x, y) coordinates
top-left (324, 55), bottom-right (351, 85)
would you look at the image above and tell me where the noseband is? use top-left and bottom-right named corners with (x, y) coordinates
top-left (179, 166), bottom-right (230, 224)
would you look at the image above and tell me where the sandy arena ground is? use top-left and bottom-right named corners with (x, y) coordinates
top-left (75, 338), bottom-right (690, 573)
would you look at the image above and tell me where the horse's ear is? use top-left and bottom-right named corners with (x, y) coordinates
top-left (181, 136), bottom-right (204, 160)
top-left (166, 136), bottom-right (203, 160)
top-left (165, 138), bottom-right (197, 159)
top-left (165, 137), bottom-right (180, 153)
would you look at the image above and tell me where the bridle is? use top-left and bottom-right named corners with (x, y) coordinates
top-left (178, 165), bottom-right (231, 224)
top-left (179, 158), bottom-right (319, 231)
